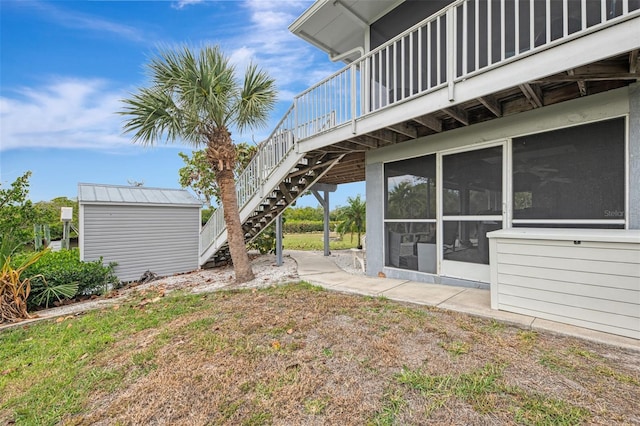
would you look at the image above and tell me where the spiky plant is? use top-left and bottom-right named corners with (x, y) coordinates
top-left (0, 249), bottom-right (47, 323)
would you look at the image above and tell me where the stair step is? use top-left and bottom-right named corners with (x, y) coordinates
top-left (201, 150), bottom-right (344, 267)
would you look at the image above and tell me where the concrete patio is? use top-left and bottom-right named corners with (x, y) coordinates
top-left (287, 250), bottom-right (640, 352)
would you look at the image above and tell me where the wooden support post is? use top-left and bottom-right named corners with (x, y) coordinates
top-left (62, 221), bottom-right (70, 250)
top-left (311, 183), bottom-right (337, 257)
top-left (275, 214), bottom-right (283, 266)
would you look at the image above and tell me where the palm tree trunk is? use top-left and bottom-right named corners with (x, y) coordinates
top-left (216, 167), bottom-right (255, 283)
top-left (207, 128), bottom-right (254, 284)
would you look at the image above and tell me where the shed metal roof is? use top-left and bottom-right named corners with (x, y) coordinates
top-left (78, 183), bottom-right (202, 206)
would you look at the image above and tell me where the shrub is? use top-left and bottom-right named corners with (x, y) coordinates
top-left (249, 224), bottom-right (277, 254)
top-left (0, 249), bottom-right (47, 322)
top-left (201, 207), bottom-right (214, 225)
top-left (284, 221), bottom-right (339, 234)
top-left (13, 249), bottom-right (118, 309)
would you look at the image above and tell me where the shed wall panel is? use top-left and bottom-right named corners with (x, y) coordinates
top-left (82, 204), bottom-right (200, 282)
top-left (497, 241), bottom-right (640, 263)
top-left (497, 273), bottom-right (639, 303)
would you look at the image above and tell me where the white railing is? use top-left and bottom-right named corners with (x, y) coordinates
top-left (200, 106), bottom-right (297, 256)
top-left (292, 0), bottom-right (638, 127)
top-left (296, 67), bottom-right (353, 137)
top-left (200, 0), bottom-right (638, 259)
top-left (450, 0), bottom-right (637, 79)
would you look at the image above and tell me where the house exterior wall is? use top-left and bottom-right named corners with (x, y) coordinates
top-left (369, 0), bottom-right (453, 50)
top-left (365, 162), bottom-right (384, 275)
top-left (80, 203), bottom-right (200, 282)
top-left (364, 85), bottom-right (635, 286)
top-left (488, 229), bottom-right (640, 339)
top-left (629, 82), bottom-right (640, 228)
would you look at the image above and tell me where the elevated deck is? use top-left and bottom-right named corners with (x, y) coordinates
top-left (200, 0), bottom-right (640, 267)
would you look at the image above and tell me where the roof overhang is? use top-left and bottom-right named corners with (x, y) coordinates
top-left (289, 0), bottom-right (402, 63)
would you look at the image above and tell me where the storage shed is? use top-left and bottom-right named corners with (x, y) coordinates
top-left (78, 183), bottom-right (202, 282)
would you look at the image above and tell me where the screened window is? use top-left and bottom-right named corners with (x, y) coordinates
top-left (512, 118), bottom-right (625, 226)
top-left (385, 155), bottom-right (437, 272)
top-left (385, 155), bottom-right (436, 220)
top-left (442, 146), bottom-right (503, 216)
top-left (386, 222), bottom-right (437, 272)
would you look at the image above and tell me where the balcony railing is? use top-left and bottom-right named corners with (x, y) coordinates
top-left (295, 0), bottom-right (638, 133)
top-left (200, 0), bottom-right (639, 259)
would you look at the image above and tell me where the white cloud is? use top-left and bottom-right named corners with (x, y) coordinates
top-left (1, 1), bottom-right (344, 152)
top-left (172, 0), bottom-right (207, 10)
top-left (229, 46), bottom-right (257, 72)
top-left (224, 1), bottom-right (343, 92)
top-left (0, 79), bottom-right (133, 152)
top-left (28, 1), bottom-right (146, 43)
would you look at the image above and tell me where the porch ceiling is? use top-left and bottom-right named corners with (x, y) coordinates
top-left (315, 51), bottom-right (639, 186)
top-left (289, 0), bottom-right (401, 62)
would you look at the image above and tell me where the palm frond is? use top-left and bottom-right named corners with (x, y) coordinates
top-left (120, 87), bottom-right (192, 146)
top-left (236, 63), bottom-right (277, 133)
top-left (190, 45), bottom-right (236, 128)
top-left (120, 44), bottom-right (275, 151)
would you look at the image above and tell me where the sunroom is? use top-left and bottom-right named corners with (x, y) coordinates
top-left (380, 114), bottom-right (626, 285)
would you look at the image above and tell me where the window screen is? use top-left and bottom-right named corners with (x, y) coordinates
top-left (385, 155), bottom-right (436, 220)
top-left (512, 118), bottom-right (625, 222)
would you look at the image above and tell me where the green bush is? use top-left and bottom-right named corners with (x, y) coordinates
top-left (284, 221), bottom-right (339, 233)
top-left (283, 206), bottom-right (324, 222)
top-left (249, 224), bottom-right (277, 254)
top-left (201, 208), bottom-right (214, 225)
top-left (13, 249), bottom-right (118, 309)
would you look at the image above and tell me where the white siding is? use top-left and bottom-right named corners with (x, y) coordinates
top-left (489, 229), bottom-right (640, 339)
top-left (82, 204), bottom-right (200, 282)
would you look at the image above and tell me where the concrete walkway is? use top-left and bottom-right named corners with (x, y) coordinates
top-left (287, 250), bottom-right (640, 352)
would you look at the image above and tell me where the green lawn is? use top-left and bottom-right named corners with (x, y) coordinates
top-left (1, 283), bottom-right (638, 425)
top-left (282, 232), bottom-right (361, 251)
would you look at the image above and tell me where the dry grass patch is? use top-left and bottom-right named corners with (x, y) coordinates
top-left (1, 282), bottom-right (638, 425)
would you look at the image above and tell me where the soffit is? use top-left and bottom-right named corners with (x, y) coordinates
top-left (289, 0), bottom-right (401, 62)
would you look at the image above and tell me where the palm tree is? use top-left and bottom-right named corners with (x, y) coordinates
top-left (119, 45), bottom-right (276, 283)
top-left (337, 195), bottom-right (366, 249)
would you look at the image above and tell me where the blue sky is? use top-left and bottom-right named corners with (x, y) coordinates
top-left (0, 0), bottom-right (365, 208)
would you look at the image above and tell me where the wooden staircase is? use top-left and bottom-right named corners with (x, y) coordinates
top-left (201, 152), bottom-right (343, 268)
top-left (198, 105), bottom-right (342, 268)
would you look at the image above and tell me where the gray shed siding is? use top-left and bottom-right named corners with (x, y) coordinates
top-left (81, 203), bottom-right (200, 282)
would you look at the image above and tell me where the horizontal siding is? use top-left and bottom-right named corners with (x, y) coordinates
top-left (493, 237), bottom-right (640, 339)
top-left (499, 303), bottom-right (640, 339)
top-left (497, 273), bottom-right (639, 304)
top-left (82, 205), bottom-right (200, 282)
top-left (498, 284), bottom-right (639, 318)
top-left (497, 240), bottom-right (640, 263)
top-left (498, 295), bottom-right (639, 337)
top-left (494, 237), bottom-right (637, 250)
top-left (496, 264), bottom-right (639, 291)
top-left (496, 253), bottom-right (639, 277)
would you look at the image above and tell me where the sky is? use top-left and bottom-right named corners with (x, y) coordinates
top-left (0, 0), bottom-right (365, 209)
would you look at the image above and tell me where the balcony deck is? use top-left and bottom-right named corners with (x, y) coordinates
top-left (299, 0), bottom-right (640, 184)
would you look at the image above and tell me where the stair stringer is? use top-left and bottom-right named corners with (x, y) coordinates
top-left (199, 148), bottom-right (345, 267)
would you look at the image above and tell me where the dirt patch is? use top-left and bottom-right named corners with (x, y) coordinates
top-left (0, 253), bottom-right (298, 329)
top-left (61, 284), bottom-right (640, 425)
